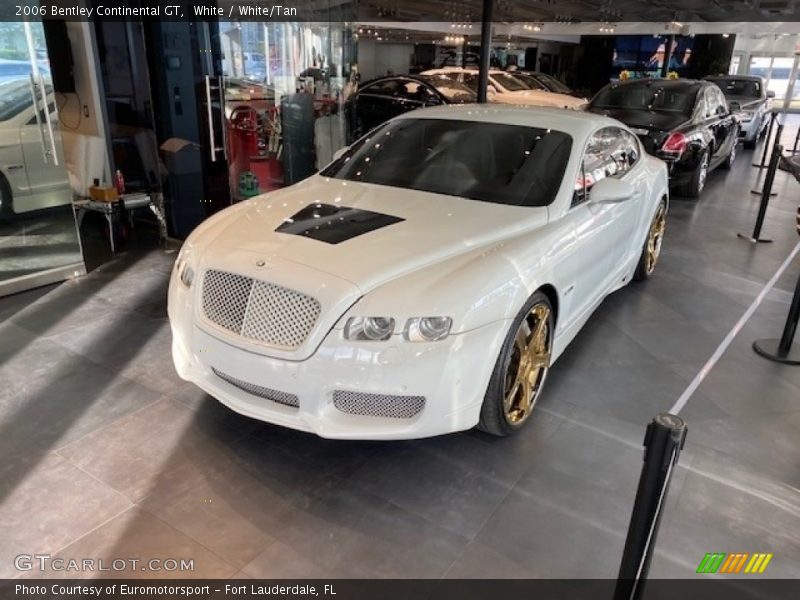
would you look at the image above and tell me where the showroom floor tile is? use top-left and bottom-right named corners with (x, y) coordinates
top-left (1, 123), bottom-right (800, 579)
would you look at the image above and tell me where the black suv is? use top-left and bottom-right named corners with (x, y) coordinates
top-left (587, 78), bottom-right (739, 197)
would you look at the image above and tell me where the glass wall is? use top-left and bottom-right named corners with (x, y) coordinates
top-left (0, 18), bottom-right (85, 296)
top-left (218, 21), bottom-right (352, 202)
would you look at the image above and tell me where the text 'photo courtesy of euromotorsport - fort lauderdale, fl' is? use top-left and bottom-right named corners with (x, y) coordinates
top-left (0, 0), bottom-right (799, 599)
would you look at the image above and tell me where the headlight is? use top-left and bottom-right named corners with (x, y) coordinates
top-left (740, 110), bottom-right (755, 121)
top-left (344, 316), bottom-right (395, 341)
top-left (404, 317), bottom-right (452, 342)
top-left (175, 258), bottom-right (195, 288)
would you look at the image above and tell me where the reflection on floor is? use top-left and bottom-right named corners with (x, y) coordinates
top-left (0, 207), bottom-right (83, 281)
top-left (1, 124), bottom-right (800, 579)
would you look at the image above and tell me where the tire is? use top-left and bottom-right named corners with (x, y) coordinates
top-left (0, 175), bottom-right (15, 221)
top-left (720, 140), bottom-right (737, 170)
top-left (478, 291), bottom-right (554, 437)
top-left (680, 149), bottom-right (709, 198)
top-left (633, 198), bottom-right (667, 281)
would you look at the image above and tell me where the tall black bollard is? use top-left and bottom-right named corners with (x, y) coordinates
top-left (753, 240), bottom-right (800, 365)
top-left (753, 111), bottom-right (777, 168)
top-left (752, 121), bottom-right (783, 195)
top-left (615, 414), bottom-right (688, 600)
top-left (739, 144), bottom-right (782, 243)
top-left (792, 127), bottom-right (800, 155)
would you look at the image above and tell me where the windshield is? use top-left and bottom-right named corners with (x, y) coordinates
top-left (419, 75), bottom-right (476, 103)
top-left (321, 118), bottom-right (572, 207)
top-left (491, 73), bottom-right (529, 92)
top-left (531, 72), bottom-right (573, 95)
top-left (591, 82), bottom-right (699, 114)
top-left (707, 78), bottom-right (761, 99)
top-left (512, 73), bottom-right (548, 91)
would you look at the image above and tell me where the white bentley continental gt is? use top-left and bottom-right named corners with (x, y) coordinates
top-left (169, 105), bottom-right (669, 439)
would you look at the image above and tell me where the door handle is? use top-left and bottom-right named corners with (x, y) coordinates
top-left (28, 73), bottom-right (48, 163)
top-left (39, 73), bottom-right (59, 166)
top-left (204, 75), bottom-right (218, 162)
top-left (217, 75), bottom-right (228, 161)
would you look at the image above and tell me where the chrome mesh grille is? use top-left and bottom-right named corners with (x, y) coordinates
top-left (201, 269), bottom-right (321, 349)
top-left (332, 390), bottom-right (425, 419)
top-left (213, 368), bottom-right (299, 408)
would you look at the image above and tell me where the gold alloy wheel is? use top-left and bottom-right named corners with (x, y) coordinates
top-left (503, 303), bottom-right (551, 425)
top-left (645, 203), bottom-right (667, 275)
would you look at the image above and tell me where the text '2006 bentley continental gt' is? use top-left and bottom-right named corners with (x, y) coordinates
top-left (169, 105), bottom-right (669, 439)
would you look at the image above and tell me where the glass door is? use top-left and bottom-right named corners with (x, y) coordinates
top-left (0, 16), bottom-right (85, 296)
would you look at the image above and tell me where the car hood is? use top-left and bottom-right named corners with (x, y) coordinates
top-left (495, 89), bottom-right (585, 109)
top-left (202, 175), bottom-right (549, 294)
top-left (586, 107), bottom-right (691, 132)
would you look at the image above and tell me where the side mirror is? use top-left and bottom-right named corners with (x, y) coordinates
top-left (590, 177), bottom-right (636, 204)
top-left (767, 90), bottom-right (776, 98)
top-left (487, 84), bottom-right (498, 95)
top-left (728, 101), bottom-right (741, 112)
top-left (332, 146), bottom-right (348, 161)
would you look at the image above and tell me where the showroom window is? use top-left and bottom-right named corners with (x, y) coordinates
top-left (574, 126), bottom-right (639, 205)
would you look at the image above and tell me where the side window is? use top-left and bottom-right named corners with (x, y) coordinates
top-left (397, 80), bottom-right (429, 103)
top-left (704, 88), bottom-right (718, 118)
top-left (361, 80), bottom-right (400, 97)
top-left (715, 88), bottom-right (729, 114)
top-left (573, 127), bottom-right (637, 206)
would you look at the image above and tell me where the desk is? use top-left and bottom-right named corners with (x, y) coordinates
top-left (74, 194), bottom-right (165, 255)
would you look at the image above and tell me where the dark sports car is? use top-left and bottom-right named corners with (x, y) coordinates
top-left (344, 74), bottom-right (475, 143)
top-left (586, 78), bottom-right (740, 198)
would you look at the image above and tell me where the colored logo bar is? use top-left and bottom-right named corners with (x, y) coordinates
top-left (696, 552), bottom-right (773, 574)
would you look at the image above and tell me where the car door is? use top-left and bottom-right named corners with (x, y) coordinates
top-left (559, 127), bottom-right (644, 325)
top-left (704, 87), bottom-right (734, 167)
top-left (352, 80), bottom-right (401, 135)
top-left (18, 97), bottom-right (71, 211)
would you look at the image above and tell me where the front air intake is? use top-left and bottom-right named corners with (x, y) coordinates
top-left (332, 390), bottom-right (425, 419)
top-left (213, 368), bottom-right (299, 408)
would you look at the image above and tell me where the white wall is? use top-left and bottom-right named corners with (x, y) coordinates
top-left (57, 22), bottom-right (110, 194)
top-left (357, 39), bottom-right (415, 80)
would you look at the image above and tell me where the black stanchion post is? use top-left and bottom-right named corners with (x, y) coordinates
top-left (753, 259), bottom-right (800, 365)
top-left (753, 111), bottom-right (777, 168)
top-left (752, 121), bottom-right (783, 196)
top-left (792, 127), bottom-right (800, 155)
top-left (615, 414), bottom-right (687, 600)
top-left (739, 144), bottom-right (782, 243)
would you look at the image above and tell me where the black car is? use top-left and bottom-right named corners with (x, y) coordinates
top-left (345, 74), bottom-right (475, 143)
top-left (586, 79), bottom-right (739, 197)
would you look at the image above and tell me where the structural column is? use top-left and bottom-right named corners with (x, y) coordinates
top-left (477, 0), bottom-right (494, 103)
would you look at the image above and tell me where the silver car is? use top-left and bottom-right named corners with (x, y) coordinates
top-left (705, 75), bottom-right (774, 149)
top-left (0, 78), bottom-right (70, 218)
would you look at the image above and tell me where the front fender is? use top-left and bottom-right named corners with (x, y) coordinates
top-left (338, 234), bottom-right (558, 336)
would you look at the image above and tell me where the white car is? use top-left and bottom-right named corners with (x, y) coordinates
top-left (169, 105), bottom-right (669, 439)
top-left (421, 68), bottom-right (585, 109)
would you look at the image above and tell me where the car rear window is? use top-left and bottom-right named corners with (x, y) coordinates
top-left (592, 82), bottom-right (699, 114)
top-left (708, 78), bottom-right (761, 99)
top-left (321, 118), bottom-right (573, 207)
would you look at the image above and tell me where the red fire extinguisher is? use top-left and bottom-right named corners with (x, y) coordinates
top-left (115, 169), bottom-right (126, 195)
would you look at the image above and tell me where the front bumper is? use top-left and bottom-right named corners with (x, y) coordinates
top-left (169, 290), bottom-right (510, 440)
top-left (738, 117), bottom-right (760, 142)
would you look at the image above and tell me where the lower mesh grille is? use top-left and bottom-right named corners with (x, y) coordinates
top-left (332, 390), bottom-right (425, 419)
top-left (212, 368), bottom-right (299, 408)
